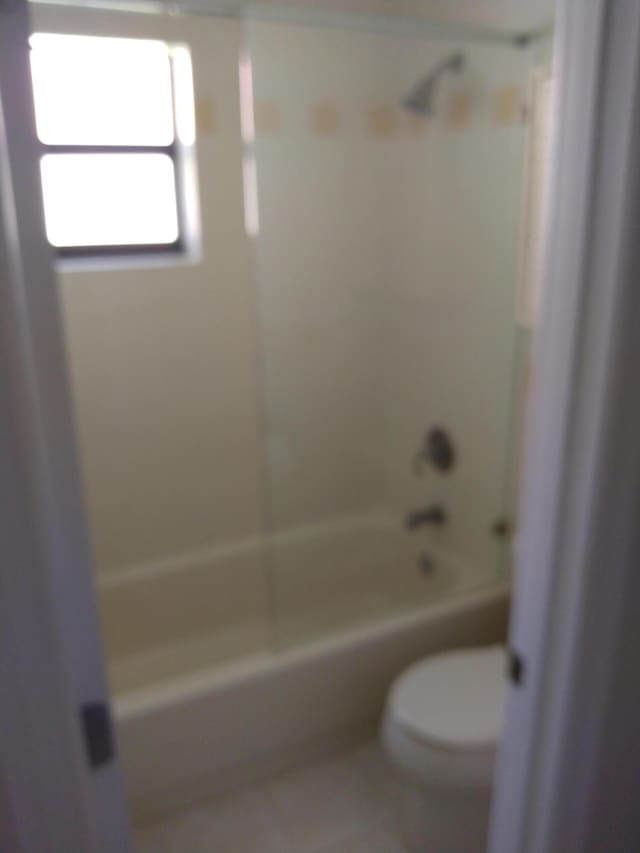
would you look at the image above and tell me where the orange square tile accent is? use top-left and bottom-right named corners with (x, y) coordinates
top-left (195, 97), bottom-right (216, 134)
top-left (493, 86), bottom-right (524, 125)
top-left (311, 101), bottom-right (340, 136)
top-left (445, 93), bottom-right (472, 131)
top-left (366, 105), bottom-right (397, 138)
top-left (254, 101), bottom-right (281, 134)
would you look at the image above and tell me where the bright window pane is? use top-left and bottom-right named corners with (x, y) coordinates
top-left (40, 154), bottom-right (179, 247)
top-left (30, 34), bottom-right (174, 146)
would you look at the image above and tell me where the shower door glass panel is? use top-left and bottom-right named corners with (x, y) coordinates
top-left (37, 13), bottom-right (274, 693)
top-left (247, 16), bottom-right (537, 648)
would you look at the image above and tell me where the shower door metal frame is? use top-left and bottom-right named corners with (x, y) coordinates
top-left (0, 0), bottom-right (131, 850)
top-left (491, 1), bottom-right (640, 851)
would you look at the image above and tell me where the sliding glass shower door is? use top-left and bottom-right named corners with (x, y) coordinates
top-left (246, 14), bottom-right (539, 647)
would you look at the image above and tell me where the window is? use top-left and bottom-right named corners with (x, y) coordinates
top-left (30, 34), bottom-right (188, 257)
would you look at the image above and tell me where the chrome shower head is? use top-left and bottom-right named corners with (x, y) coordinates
top-left (402, 52), bottom-right (465, 115)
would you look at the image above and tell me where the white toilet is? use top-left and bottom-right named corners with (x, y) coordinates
top-left (382, 645), bottom-right (505, 853)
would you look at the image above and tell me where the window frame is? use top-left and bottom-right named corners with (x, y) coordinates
top-left (32, 37), bottom-right (185, 260)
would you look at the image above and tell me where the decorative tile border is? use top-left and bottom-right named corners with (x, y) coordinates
top-left (366, 104), bottom-right (397, 138)
top-left (244, 87), bottom-right (524, 138)
top-left (492, 86), bottom-right (525, 126)
top-left (311, 101), bottom-right (341, 136)
top-left (254, 100), bottom-right (281, 133)
top-left (195, 97), bottom-right (216, 135)
top-left (445, 92), bottom-right (472, 131)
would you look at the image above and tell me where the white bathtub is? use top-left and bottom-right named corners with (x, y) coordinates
top-left (107, 579), bottom-right (509, 823)
top-left (96, 515), bottom-right (509, 821)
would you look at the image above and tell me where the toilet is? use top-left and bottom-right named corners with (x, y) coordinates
top-left (382, 645), bottom-right (505, 853)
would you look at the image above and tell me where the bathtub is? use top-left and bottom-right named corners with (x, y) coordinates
top-left (98, 516), bottom-right (510, 823)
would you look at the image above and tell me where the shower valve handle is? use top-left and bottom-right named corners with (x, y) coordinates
top-left (413, 427), bottom-right (456, 475)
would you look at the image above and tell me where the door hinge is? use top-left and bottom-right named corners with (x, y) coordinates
top-left (507, 648), bottom-right (525, 686)
top-left (80, 702), bottom-right (115, 769)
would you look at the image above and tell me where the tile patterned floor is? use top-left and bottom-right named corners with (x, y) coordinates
top-left (135, 740), bottom-right (408, 853)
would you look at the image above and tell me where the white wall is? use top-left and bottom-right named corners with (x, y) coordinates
top-left (31, 5), bottom-right (533, 645)
top-left (378, 36), bottom-right (531, 578)
top-left (32, 6), bottom-right (267, 580)
top-left (247, 20), bottom-right (389, 530)
top-left (247, 19), bottom-right (533, 585)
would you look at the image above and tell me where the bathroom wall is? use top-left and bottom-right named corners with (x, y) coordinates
top-left (32, 4), bottom-right (535, 649)
top-left (377, 36), bottom-right (531, 578)
top-left (31, 6), bottom-right (267, 589)
top-left (246, 18), bottom-right (533, 600)
top-left (246, 20), bottom-right (390, 532)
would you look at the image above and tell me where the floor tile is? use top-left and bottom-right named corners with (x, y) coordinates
top-left (351, 741), bottom-right (405, 833)
top-left (134, 739), bottom-right (408, 853)
top-left (265, 748), bottom-right (385, 851)
top-left (314, 827), bottom-right (407, 853)
top-left (135, 785), bottom-right (291, 853)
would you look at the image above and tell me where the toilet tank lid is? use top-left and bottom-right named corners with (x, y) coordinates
top-left (388, 645), bottom-right (506, 751)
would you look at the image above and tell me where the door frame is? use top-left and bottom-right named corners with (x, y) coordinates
top-left (491, 1), bottom-right (640, 850)
top-left (3, 0), bottom-right (640, 850)
top-left (0, 1), bottom-right (130, 850)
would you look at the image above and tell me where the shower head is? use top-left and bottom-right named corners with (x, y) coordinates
top-left (402, 52), bottom-right (465, 116)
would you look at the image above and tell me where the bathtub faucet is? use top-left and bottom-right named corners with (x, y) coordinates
top-left (405, 504), bottom-right (447, 530)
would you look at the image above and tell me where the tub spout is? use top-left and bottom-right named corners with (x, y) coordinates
top-left (405, 505), bottom-right (447, 530)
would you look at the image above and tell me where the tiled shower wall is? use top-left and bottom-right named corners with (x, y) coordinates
top-left (247, 19), bottom-right (533, 582)
top-left (33, 2), bottom-right (536, 603)
top-left (31, 5), bottom-right (267, 584)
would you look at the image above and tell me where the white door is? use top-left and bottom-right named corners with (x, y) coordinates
top-left (0, 0), bottom-right (131, 850)
top-left (490, 1), bottom-right (640, 851)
